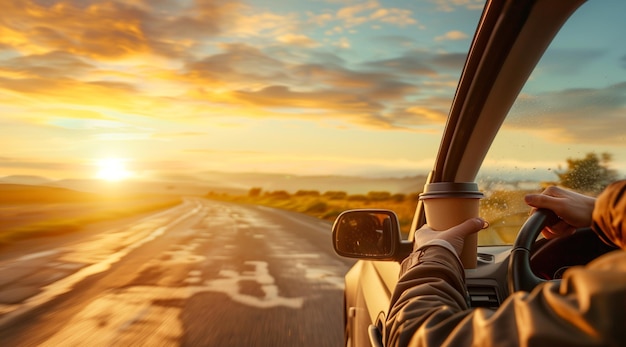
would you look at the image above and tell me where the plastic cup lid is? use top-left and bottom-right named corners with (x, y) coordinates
top-left (419, 182), bottom-right (484, 200)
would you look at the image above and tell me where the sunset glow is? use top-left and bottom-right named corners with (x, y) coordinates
top-left (1, 0), bottom-right (625, 181)
top-left (96, 158), bottom-right (132, 181)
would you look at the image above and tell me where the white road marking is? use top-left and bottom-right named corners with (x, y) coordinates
top-left (40, 260), bottom-right (305, 345)
top-left (3, 199), bottom-right (348, 344)
top-left (206, 261), bottom-right (304, 309)
top-left (0, 202), bottom-right (202, 325)
top-left (15, 250), bottom-right (61, 262)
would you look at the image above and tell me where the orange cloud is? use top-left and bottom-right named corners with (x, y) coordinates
top-left (233, 85), bottom-right (382, 112)
top-left (0, 0), bottom-right (240, 60)
top-left (2, 1), bottom-right (149, 58)
top-left (0, 51), bottom-right (93, 78)
top-left (0, 0), bottom-right (461, 134)
top-left (431, 0), bottom-right (486, 12)
top-left (277, 34), bottom-right (320, 48)
top-left (435, 30), bottom-right (470, 42)
top-left (335, 1), bottom-right (417, 28)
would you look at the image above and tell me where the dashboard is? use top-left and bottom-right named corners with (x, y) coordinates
top-left (464, 229), bottom-right (616, 309)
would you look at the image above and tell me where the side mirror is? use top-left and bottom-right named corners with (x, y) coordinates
top-left (332, 209), bottom-right (412, 261)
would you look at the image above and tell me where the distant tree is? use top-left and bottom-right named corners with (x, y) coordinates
top-left (267, 190), bottom-right (291, 199)
top-left (323, 191), bottom-right (348, 200)
top-left (294, 190), bottom-right (320, 197)
top-left (557, 152), bottom-right (618, 194)
top-left (347, 194), bottom-right (368, 201)
top-left (408, 192), bottom-right (421, 202)
top-left (248, 187), bottom-right (263, 197)
top-left (367, 191), bottom-right (391, 201)
top-left (391, 193), bottom-right (406, 202)
top-left (305, 201), bottom-right (328, 213)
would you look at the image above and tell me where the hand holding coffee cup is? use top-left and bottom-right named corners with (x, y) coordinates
top-left (419, 182), bottom-right (484, 269)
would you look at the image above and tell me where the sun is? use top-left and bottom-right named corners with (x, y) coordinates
top-left (96, 158), bottom-right (132, 181)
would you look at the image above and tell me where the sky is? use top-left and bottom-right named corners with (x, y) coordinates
top-left (0, 0), bottom-right (625, 182)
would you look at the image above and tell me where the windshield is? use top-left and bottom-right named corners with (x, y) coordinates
top-left (477, 0), bottom-right (626, 246)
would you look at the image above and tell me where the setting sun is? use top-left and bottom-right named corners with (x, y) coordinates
top-left (96, 158), bottom-right (132, 181)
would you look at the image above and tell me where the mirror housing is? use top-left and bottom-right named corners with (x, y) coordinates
top-left (332, 209), bottom-right (413, 262)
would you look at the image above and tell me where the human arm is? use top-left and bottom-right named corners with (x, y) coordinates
top-left (384, 218), bottom-right (626, 347)
top-left (384, 219), bottom-right (485, 346)
top-left (592, 180), bottom-right (626, 248)
top-left (385, 246), bottom-right (626, 346)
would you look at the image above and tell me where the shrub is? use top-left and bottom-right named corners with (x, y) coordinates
top-left (322, 209), bottom-right (344, 221)
top-left (391, 193), bottom-right (406, 202)
top-left (367, 191), bottom-right (391, 201)
top-left (266, 190), bottom-right (291, 199)
top-left (249, 187), bottom-right (263, 197)
top-left (323, 191), bottom-right (348, 200)
top-left (347, 194), bottom-right (368, 201)
top-left (295, 190), bottom-right (321, 197)
top-left (305, 201), bottom-right (328, 213)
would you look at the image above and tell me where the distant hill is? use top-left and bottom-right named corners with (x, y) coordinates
top-left (0, 171), bottom-right (430, 197)
top-left (0, 184), bottom-right (97, 204)
top-left (0, 175), bottom-right (53, 186)
top-left (164, 171), bottom-right (429, 195)
top-left (0, 176), bottom-right (247, 196)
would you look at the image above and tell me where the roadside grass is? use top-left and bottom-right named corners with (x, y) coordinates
top-left (0, 195), bottom-right (181, 247)
top-left (210, 191), bottom-right (419, 235)
top-left (0, 183), bottom-right (536, 248)
top-left (207, 188), bottom-right (536, 244)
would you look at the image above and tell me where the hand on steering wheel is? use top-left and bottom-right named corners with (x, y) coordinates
top-left (524, 186), bottom-right (595, 239)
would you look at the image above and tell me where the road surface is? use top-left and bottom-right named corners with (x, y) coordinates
top-left (0, 198), bottom-right (356, 346)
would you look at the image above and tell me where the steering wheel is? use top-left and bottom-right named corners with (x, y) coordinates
top-left (507, 208), bottom-right (560, 293)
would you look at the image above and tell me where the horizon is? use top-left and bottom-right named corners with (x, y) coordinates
top-left (0, 167), bottom-right (556, 185)
top-left (0, 168), bottom-right (556, 199)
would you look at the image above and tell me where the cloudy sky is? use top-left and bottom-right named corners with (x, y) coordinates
top-left (1, 0), bottom-right (625, 181)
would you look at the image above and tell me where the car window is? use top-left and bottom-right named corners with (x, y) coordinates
top-left (477, 0), bottom-right (626, 246)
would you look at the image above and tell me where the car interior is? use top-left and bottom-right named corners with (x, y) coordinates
top-left (330, 0), bottom-right (626, 346)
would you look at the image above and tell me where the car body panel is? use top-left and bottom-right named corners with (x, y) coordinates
top-left (345, 261), bottom-right (399, 347)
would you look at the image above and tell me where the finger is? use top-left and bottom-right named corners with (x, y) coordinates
top-left (447, 218), bottom-right (489, 238)
top-left (414, 225), bottom-right (435, 238)
top-left (541, 221), bottom-right (575, 239)
top-left (524, 194), bottom-right (548, 208)
top-left (541, 227), bottom-right (558, 239)
top-left (414, 224), bottom-right (437, 239)
top-left (524, 193), bottom-right (559, 210)
top-left (416, 224), bottom-right (434, 233)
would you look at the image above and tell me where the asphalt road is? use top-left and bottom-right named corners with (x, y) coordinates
top-left (0, 198), bottom-right (356, 346)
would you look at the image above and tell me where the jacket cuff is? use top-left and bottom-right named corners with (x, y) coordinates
top-left (418, 239), bottom-right (459, 259)
top-left (400, 242), bottom-right (463, 276)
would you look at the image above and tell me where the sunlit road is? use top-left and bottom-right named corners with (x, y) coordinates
top-left (0, 198), bottom-right (355, 346)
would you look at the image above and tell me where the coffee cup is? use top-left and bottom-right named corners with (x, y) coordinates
top-left (419, 182), bottom-right (484, 269)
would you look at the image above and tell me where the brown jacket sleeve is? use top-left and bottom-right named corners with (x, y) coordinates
top-left (384, 245), bottom-right (626, 347)
top-left (592, 180), bottom-right (626, 249)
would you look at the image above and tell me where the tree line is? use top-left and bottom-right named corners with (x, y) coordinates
top-left (246, 187), bottom-right (419, 203)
